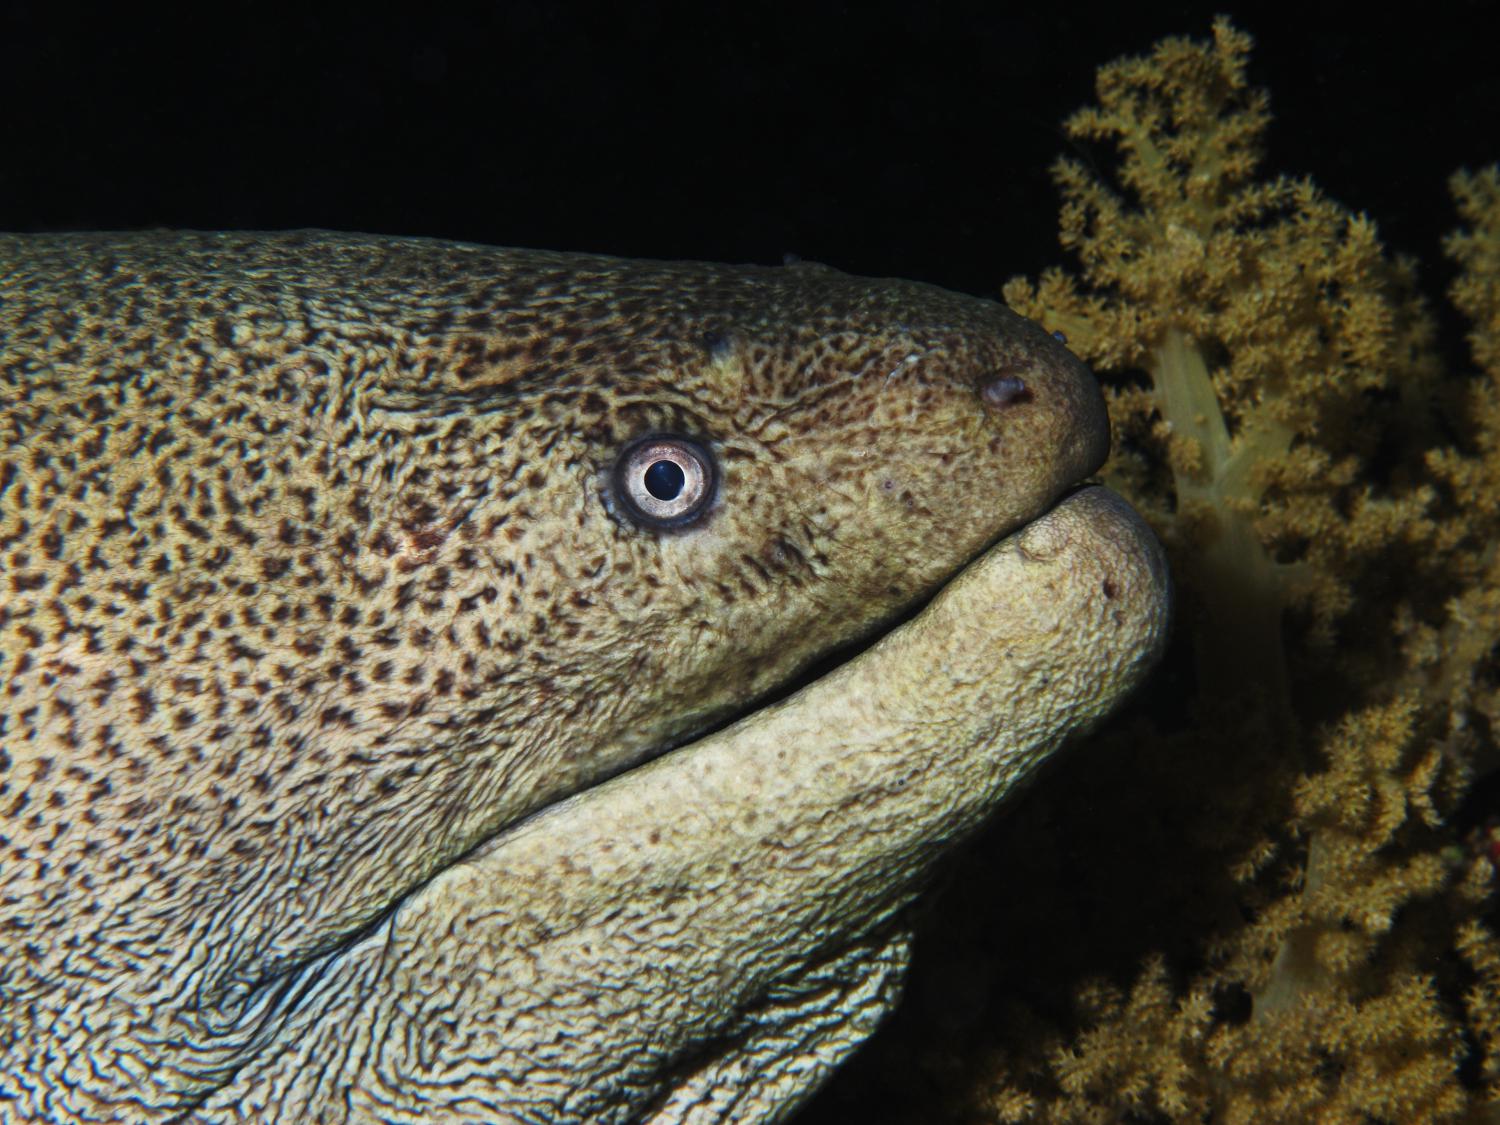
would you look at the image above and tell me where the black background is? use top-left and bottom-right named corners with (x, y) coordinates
top-left (3, 3), bottom-right (1496, 313)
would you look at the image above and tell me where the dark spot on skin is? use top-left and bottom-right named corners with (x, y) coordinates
top-left (701, 329), bottom-right (732, 358)
top-left (981, 372), bottom-right (1033, 409)
top-left (408, 526), bottom-right (448, 552)
top-left (1102, 578), bottom-right (1118, 599)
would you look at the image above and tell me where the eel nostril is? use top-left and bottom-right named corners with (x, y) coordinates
top-left (981, 372), bottom-right (1033, 409)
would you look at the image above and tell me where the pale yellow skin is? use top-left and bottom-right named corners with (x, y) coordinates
top-left (0, 232), bottom-right (1168, 1123)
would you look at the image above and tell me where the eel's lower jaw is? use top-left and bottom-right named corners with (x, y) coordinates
top-left (244, 485), bottom-right (1168, 1044)
top-left (225, 490), bottom-right (1167, 1123)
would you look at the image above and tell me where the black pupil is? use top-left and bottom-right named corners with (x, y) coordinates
top-left (644, 459), bottom-right (686, 501)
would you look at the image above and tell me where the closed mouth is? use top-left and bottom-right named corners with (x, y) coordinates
top-left (643, 478), bottom-right (1101, 764)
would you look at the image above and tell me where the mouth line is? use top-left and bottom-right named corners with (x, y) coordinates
top-left (640, 478), bottom-right (1102, 765)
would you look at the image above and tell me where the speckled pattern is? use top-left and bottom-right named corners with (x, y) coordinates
top-left (0, 231), bottom-right (1124, 1120)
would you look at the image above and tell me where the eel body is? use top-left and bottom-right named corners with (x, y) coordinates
top-left (0, 231), bottom-right (1169, 1122)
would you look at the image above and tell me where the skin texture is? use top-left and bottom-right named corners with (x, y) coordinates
top-left (0, 232), bottom-right (1168, 1122)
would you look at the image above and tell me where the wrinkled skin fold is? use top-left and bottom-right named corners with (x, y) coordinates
top-left (199, 486), bottom-right (1169, 1123)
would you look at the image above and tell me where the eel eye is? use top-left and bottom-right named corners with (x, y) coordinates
top-left (614, 434), bottom-right (716, 528)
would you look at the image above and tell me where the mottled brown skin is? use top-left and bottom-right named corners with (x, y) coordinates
top-left (0, 231), bottom-right (1114, 1120)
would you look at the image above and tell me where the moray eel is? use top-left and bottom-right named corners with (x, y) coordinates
top-left (0, 231), bottom-right (1169, 1123)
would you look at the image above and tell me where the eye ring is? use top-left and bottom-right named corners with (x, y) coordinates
top-left (613, 434), bottom-right (717, 528)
